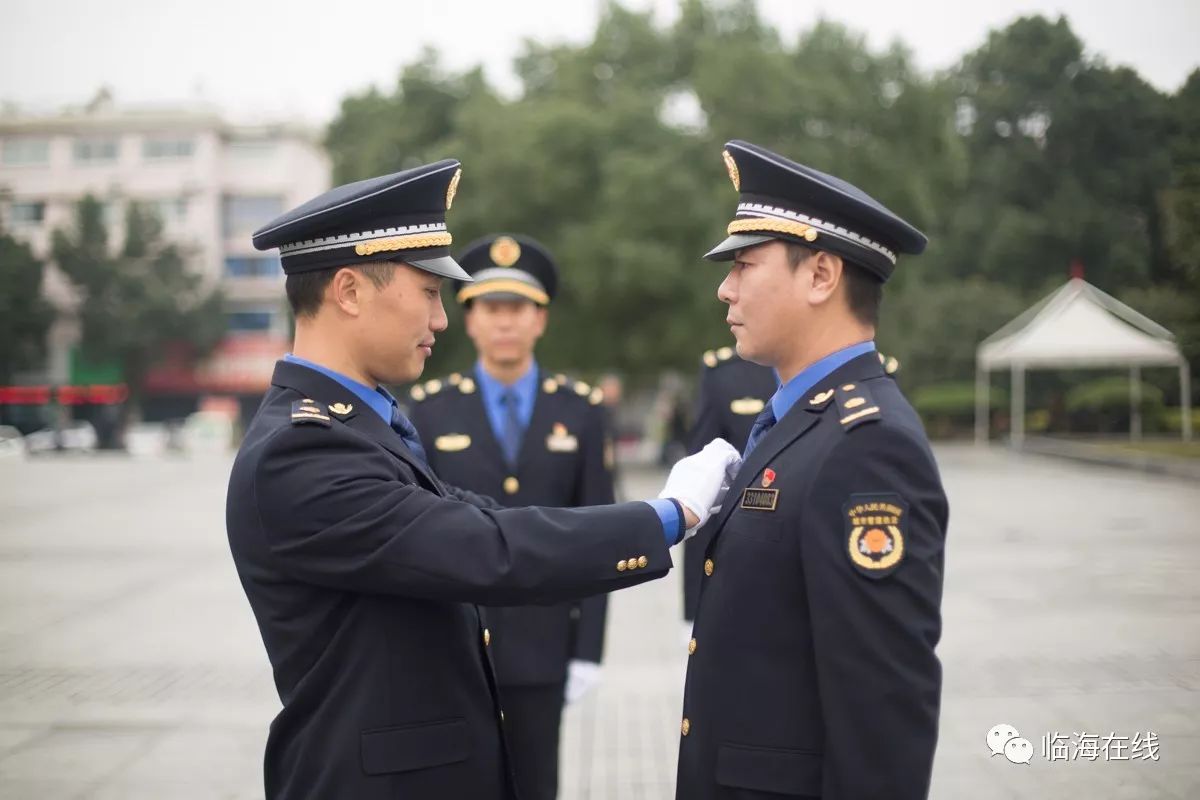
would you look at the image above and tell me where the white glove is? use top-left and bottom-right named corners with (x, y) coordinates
top-left (658, 438), bottom-right (742, 540)
top-left (565, 659), bottom-right (602, 704)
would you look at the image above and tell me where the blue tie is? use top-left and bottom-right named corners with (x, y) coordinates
top-left (499, 388), bottom-right (523, 468)
top-left (390, 405), bottom-right (429, 468)
top-left (743, 404), bottom-right (777, 459)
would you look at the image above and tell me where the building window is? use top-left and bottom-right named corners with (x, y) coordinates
top-left (222, 195), bottom-right (283, 237)
top-left (224, 256), bottom-right (282, 278)
top-left (227, 140), bottom-right (277, 158)
top-left (147, 197), bottom-right (188, 225)
top-left (2, 138), bottom-right (50, 166)
top-left (8, 201), bottom-right (46, 226)
top-left (226, 310), bottom-right (275, 333)
top-left (143, 136), bottom-right (195, 160)
top-left (73, 137), bottom-right (119, 164)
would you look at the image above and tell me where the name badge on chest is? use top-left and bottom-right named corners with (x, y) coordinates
top-left (740, 487), bottom-right (779, 511)
top-left (435, 433), bottom-right (471, 452)
top-left (546, 422), bottom-right (578, 452)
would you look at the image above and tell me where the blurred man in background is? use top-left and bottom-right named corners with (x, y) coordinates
top-left (409, 233), bottom-right (611, 800)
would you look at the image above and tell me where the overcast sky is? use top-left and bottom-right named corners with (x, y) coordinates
top-left (2, 0), bottom-right (1197, 124)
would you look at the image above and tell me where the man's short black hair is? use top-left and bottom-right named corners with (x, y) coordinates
top-left (785, 242), bottom-right (882, 327)
top-left (285, 262), bottom-right (398, 318)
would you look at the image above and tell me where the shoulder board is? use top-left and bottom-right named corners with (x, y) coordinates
top-left (540, 375), bottom-right (602, 405)
top-left (291, 399), bottom-right (331, 427)
top-left (877, 351), bottom-right (900, 375)
top-left (834, 381), bottom-right (882, 431)
top-left (702, 345), bottom-right (738, 369)
top-left (412, 373), bottom-right (473, 402)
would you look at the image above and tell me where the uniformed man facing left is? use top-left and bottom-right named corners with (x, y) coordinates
top-left (409, 233), bottom-right (609, 800)
top-left (224, 160), bottom-right (740, 800)
top-left (675, 141), bottom-right (948, 800)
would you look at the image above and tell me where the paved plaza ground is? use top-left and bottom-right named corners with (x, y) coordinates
top-left (0, 444), bottom-right (1196, 798)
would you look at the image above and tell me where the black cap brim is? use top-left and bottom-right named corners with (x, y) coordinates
top-left (407, 254), bottom-right (472, 281)
top-left (703, 233), bottom-right (776, 261)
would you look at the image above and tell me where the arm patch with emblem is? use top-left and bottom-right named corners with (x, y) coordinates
top-left (844, 493), bottom-right (907, 578)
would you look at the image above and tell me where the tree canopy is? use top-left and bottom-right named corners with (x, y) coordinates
top-left (325, 2), bottom-right (1198, 400)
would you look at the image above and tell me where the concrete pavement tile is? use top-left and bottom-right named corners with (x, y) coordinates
top-left (0, 779), bottom-right (94, 800)
top-left (0, 726), bottom-right (152, 782)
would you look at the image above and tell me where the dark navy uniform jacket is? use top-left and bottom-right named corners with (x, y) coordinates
top-left (226, 360), bottom-right (671, 800)
top-left (684, 349), bottom-right (778, 621)
top-left (409, 369), bottom-right (613, 686)
top-left (676, 351), bottom-right (948, 800)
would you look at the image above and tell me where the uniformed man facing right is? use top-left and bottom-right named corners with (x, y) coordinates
top-left (676, 140), bottom-right (949, 800)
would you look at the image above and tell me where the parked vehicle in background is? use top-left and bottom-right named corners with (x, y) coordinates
top-left (24, 421), bottom-right (99, 454)
top-left (0, 426), bottom-right (25, 460)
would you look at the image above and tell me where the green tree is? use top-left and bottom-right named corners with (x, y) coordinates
top-left (0, 226), bottom-right (56, 383)
top-left (1163, 70), bottom-right (1200, 290)
top-left (943, 15), bottom-right (1173, 293)
top-left (325, 49), bottom-right (495, 184)
top-left (51, 196), bottom-right (225, 428)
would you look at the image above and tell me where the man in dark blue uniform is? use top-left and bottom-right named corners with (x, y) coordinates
top-left (224, 160), bottom-right (741, 799)
top-left (675, 141), bottom-right (949, 799)
top-left (409, 234), bottom-right (610, 800)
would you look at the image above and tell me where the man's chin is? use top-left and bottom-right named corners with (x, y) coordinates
top-left (386, 356), bottom-right (425, 386)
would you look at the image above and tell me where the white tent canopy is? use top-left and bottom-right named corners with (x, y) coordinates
top-left (975, 278), bottom-right (1192, 443)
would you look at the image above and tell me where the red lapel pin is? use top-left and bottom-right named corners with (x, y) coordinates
top-left (762, 468), bottom-right (776, 488)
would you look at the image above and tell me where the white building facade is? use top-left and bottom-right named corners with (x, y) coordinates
top-left (0, 96), bottom-right (329, 416)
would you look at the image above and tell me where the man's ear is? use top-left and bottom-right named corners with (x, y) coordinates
top-left (329, 267), bottom-right (362, 316)
top-left (808, 251), bottom-right (844, 306)
top-left (532, 305), bottom-right (549, 337)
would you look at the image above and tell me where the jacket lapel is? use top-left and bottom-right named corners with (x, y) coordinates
top-left (270, 361), bottom-right (445, 495)
top-left (709, 352), bottom-right (886, 534)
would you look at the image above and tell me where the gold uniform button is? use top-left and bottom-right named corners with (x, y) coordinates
top-left (627, 556), bottom-right (638, 570)
top-left (483, 629), bottom-right (491, 647)
top-left (617, 560), bottom-right (628, 572)
top-left (704, 559), bottom-right (714, 577)
top-left (681, 717), bottom-right (691, 736)
top-left (688, 638), bottom-right (697, 655)
top-left (637, 555), bottom-right (649, 569)
top-left (503, 476), bottom-right (519, 494)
